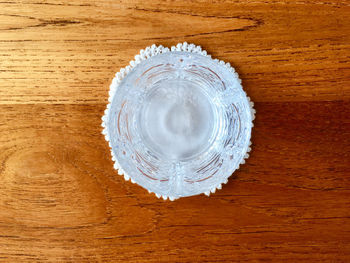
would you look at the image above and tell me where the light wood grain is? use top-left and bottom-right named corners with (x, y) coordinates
top-left (1, 0), bottom-right (349, 104)
top-left (0, 0), bottom-right (350, 262)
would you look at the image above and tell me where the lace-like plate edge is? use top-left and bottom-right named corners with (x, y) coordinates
top-left (101, 42), bottom-right (256, 201)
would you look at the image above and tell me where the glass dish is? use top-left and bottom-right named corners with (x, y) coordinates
top-left (102, 43), bottom-right (254, 200)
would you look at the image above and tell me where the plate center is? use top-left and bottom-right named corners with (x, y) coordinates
top-left (139, 78), bottom-right (215, 161)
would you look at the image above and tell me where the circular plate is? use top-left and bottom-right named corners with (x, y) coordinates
top-left (102, 43), bottom-right (255, 200)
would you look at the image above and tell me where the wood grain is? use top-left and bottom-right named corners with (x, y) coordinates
top-left (0, 0), bottom-right (349, 262)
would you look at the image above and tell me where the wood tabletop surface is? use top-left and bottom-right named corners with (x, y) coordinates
top-left (1, 0), bottom-right (350, 262)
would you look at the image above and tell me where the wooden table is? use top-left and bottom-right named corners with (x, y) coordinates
top-left (1, 0), bottom-right (349, 262)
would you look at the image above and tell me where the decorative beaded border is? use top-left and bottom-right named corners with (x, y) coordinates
top-left (101, 43), bottom-right (255, 201)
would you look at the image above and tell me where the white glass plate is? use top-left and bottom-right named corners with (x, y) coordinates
top-left (102, 43), bottom-right (255, 200)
